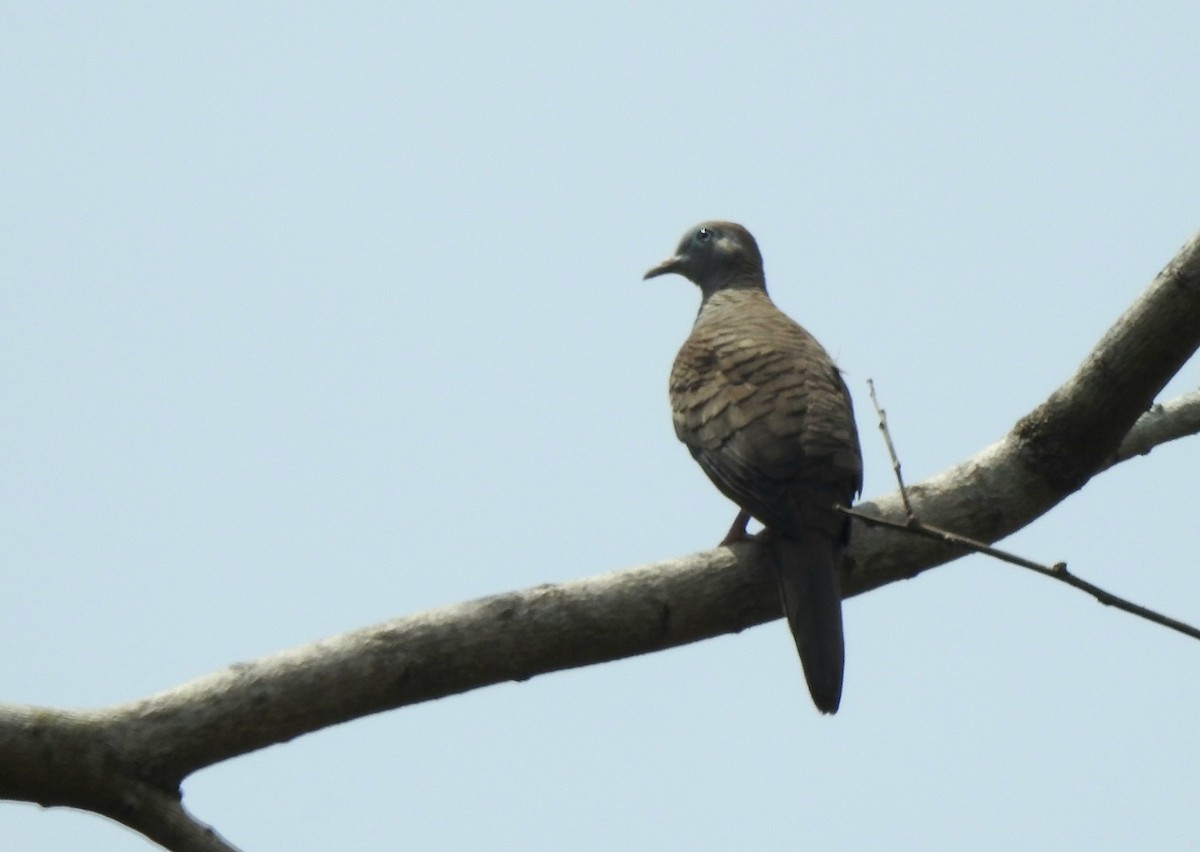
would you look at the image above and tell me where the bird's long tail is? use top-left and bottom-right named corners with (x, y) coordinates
top-left (769, 532), bottom-right (845, 714)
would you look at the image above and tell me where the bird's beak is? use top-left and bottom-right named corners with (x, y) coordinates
top-left (643, 255), bottom-right (685, 280)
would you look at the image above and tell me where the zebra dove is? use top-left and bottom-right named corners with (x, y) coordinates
top-left (645, 221), bottom-right (862, 714)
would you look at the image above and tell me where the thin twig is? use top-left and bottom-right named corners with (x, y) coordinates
top-left (850, 383), bottom-right (1200, 643)
top-left (839, 505), bottom-right (1057, 573)
top-left (867, 379), bottom-right (914, 520)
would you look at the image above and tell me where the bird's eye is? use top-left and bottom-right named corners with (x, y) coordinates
top-left (696, 227), bottom-right (712, 242)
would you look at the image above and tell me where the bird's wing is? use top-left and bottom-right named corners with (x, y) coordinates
top-left (670, 296), bottom-right (860, 534)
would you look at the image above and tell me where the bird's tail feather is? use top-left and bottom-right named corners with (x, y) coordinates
top-left (769, 532), bottom-right (845, 714)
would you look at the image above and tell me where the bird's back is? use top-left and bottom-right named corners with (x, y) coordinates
top-left (669, 287), bottom-right (862, 537)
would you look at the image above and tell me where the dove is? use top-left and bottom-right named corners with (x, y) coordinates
top-left (646, 221), bottom-right (862, 713)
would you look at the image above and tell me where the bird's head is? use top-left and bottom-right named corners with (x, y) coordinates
top-left (643, 221), bottom-right (766, 297)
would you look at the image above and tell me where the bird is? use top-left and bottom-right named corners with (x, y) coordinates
top-left (645, 221), bottom-right (862, 714)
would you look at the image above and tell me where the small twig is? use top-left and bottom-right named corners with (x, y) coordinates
top-left (851, 381), bottom-right (1200, 643)
top-left (867, 379), bottom-right (914, 520)
top-left (839, 505), bottom-right (1055, 574)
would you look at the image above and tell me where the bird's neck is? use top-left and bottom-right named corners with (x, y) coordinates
top-left (699, 277), bottom-right (769, 305)
top-left (695, 284), bottom-right (772, 323)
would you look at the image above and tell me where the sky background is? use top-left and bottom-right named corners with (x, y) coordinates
top-left (3, 3), bottom-right (1199, 850)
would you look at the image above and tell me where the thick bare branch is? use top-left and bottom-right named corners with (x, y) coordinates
top-left (1, 230), bottom-right (1197, 849)
top-left (0, 705), bottom-right (240, 851)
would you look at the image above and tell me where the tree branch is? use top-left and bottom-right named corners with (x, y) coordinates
top-left (847, 229), bottom-right (1200, 593)
top-left (1, 230), bottom-right (1198, 849)
top-left (1108, 387), bottom-right (1200, 467)
top-left (0, 705), bottom-right (241, 851)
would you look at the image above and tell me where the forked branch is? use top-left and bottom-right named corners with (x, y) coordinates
top-left (1, 229), bottom-right (1199, 850)
top-left (841, 382), bottom-right (1200, 642)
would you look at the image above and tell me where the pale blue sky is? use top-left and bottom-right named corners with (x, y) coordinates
top-left (3, 4), bottom-right (1198, 850)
